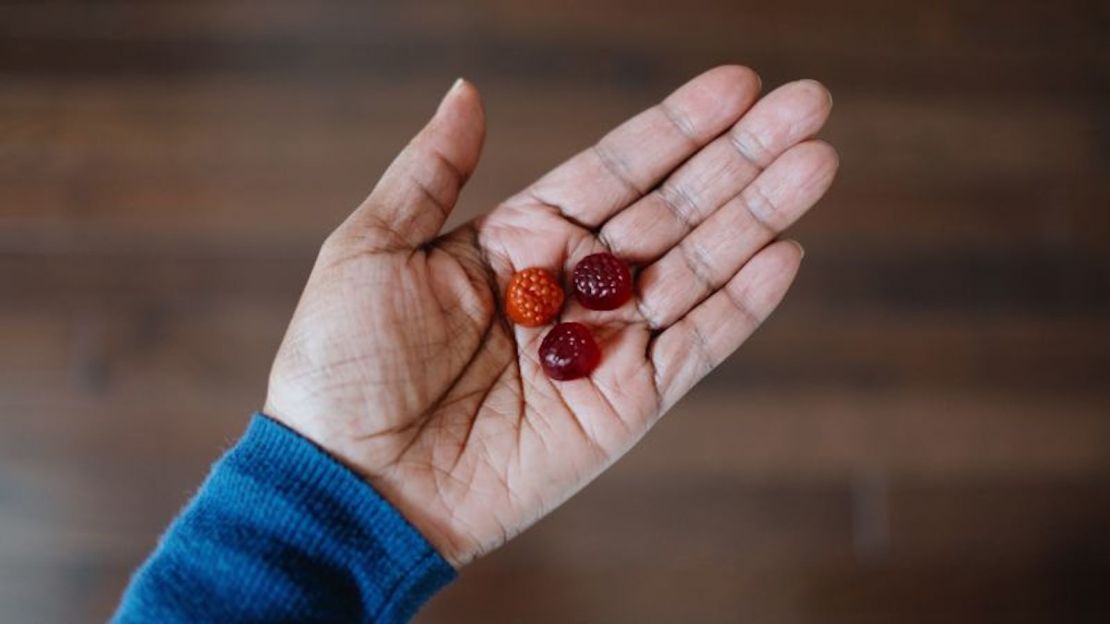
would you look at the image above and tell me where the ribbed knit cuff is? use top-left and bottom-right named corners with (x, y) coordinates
top-left (114, 413), bottom-right (455, 623)
top-left (229, 413), bottom-right (456, 620)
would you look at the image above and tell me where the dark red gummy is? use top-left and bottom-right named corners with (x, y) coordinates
top-left (539, 322), bottom-right (601, 381)
top-left (572, 252), bottom-right (633, 311)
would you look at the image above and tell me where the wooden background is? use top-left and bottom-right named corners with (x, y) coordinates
top-left (1, 1), bottom-right (1108, 621)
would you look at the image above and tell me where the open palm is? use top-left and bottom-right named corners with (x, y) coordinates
top-left (264, 66), bottom-right (837, 567)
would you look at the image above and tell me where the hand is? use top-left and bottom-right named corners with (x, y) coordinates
top-left (264, 67), bottom-right (837, 567)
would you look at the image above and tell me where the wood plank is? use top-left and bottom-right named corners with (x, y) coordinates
top-left (2, 79), bottom-right (1103, 260)
top-left (2, 279), bottom-right (1108, 406)
top-left (420, 478), bottom-right (1110, 623)
top-left (0, 1), bottom-right (1102, 97)
top-left (3, 239), bottom-right (1106, 320)
top-left (5, 452), bottom-right (1105, 623)
top-left (5, 387), bottom-right (1108, 489)
top-left (0, 81), bottom-right (1098, 195)
top-left (1, 1), bottom-right (1106, 622)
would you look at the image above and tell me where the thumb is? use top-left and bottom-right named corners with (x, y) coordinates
top-left (338, 78), bottom-right (486, 250)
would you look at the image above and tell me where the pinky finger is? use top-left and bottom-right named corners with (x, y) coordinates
top-left (650, 239), bottom-right (803, 412)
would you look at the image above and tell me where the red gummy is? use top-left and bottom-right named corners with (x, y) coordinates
top-left (539, 322), bottom-right (601, 381)
top-left (505, 267), bottom-right (565, 327)
top-left (572, 252), bottom-right (632, 311)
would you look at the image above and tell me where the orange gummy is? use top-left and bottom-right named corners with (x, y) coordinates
top-left (505, 267), bottom-right (564, 327)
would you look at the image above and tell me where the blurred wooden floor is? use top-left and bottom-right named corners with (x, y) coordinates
top-left (1, 1), bottom-right (1108, 622)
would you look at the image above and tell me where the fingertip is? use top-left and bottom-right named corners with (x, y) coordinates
top-left (669, 65), bottom-right (762, 134)
top-left (744, 79), bottom-right (833, 148)
top-left (812, 139), bottom-right (841, 184)
top-left (439, 77), bottom-right (485, 120)
top-left (799, 140), bottom-right (840, 200)
top-left (437, 78), bottom-right (462, 114)
top-left (707, 64), bottom-right (762, 108)
top-left (454, 77), bottom-right (482, 102)
top-left (425, 77), bottom-right (486, 177)
top-left (787, 239), bottom-right (805, 261)
top-left (709, 64), bottom-right (762, 94)
top-left (785, 139), bottom-right (841, 186)
top-left (794, 78), bottom-right (834, 112)
top-left (757, 239), bottom-right (805, 278)
top-left (808, 138), bottom-right (839, 165)
top-left (743, 240), bottom-right (805, 311)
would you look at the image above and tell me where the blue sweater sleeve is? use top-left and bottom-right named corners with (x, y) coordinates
top-left (113, 413), bottom-right (455, 623)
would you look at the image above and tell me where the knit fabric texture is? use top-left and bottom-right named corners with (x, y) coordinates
top-left (113, 413), bottom-right (455, 623)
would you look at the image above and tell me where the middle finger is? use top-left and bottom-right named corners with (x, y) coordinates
top-left (599, 79), bottom-right (833, 264)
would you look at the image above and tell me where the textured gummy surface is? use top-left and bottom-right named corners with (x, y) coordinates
top-left (572, 252), bottom-right (633, 311)
top-left (505, 267), bottom-right (565, 327)
top-left (539, 322), bottom-right (601, 381)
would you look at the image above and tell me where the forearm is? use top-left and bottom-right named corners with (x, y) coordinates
top-left (113, 414), bottom-right (454, 624)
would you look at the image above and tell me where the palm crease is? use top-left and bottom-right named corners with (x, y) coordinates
top-left (265, 67), bottom-right (838, 566)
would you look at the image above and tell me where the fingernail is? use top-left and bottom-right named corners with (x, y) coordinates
top-left (792, 240), bottom-right (805, 259)
top-left (437, 78), bottom-right (465, 113)
top-left (798, 78), bottom-right (832, 108)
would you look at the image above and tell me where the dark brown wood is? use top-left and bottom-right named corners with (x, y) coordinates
top-left (0, 1), bottom-right (1107, 621)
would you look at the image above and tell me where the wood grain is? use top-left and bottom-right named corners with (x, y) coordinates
top-left (0, 1), bottom-right (1107, 621)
